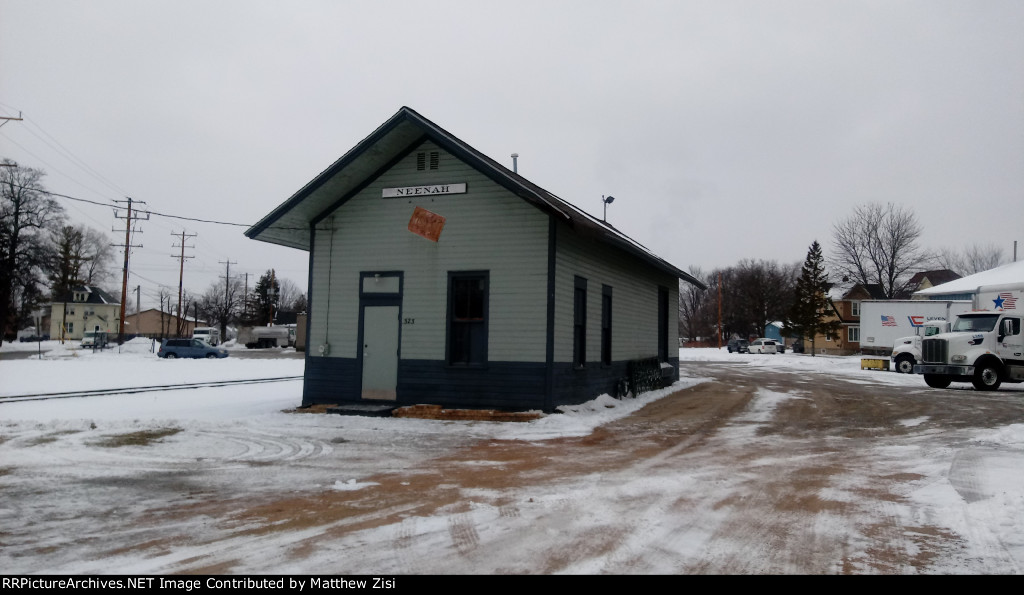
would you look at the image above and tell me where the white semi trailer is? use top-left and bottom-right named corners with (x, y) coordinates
top-left (859, 299), bottom-right (972, 373)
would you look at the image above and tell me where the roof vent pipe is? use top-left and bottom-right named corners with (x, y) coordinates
top-left (511, 153), bottom-right (518, 173)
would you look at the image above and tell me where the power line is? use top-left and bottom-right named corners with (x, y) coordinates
top-left (19, 115), bottom-right (132, 197)
top-left (4, 182), bottom-right (306, 230)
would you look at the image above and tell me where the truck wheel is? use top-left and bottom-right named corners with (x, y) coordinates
top-left (972, 363), bottom-right (1002, 391)
top-left (894, 355), bottom-right (915, 374)
top-left (165, 353), bottom-right (177, 360)
top-left (924, 374), bottom-right (951, 389)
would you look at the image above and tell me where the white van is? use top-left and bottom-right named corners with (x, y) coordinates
top-left (81, 330), bottom-right (109, 349)
top-left (192, 327), bottom-right (221, 346)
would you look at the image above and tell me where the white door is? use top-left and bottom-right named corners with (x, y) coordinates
top-left (361, 306), bottom-right (399, 400)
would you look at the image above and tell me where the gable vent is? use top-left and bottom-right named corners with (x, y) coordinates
top-left (416, 152), bottom-right (426, 170)
top-left (429, 151), bottom-right (439, 169)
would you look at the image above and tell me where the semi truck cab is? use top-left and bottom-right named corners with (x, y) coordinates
top-left (915, 311), bottom-right (1024, 390)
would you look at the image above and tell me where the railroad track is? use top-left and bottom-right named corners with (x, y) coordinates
top-left (0, 376), bottom-right (304, 404)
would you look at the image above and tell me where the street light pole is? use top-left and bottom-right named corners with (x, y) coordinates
top-left (602, 195), bottom-right (616, 222)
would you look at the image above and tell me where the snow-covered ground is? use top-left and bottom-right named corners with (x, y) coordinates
top-left (1, 340), bottom-right (1023, 574)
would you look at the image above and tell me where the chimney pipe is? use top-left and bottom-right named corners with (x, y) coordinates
top-left (511, 153), bottom-right (519, 173)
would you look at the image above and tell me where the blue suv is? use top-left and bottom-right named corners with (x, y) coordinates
top-left (158, 338), bottom-right (229, 359)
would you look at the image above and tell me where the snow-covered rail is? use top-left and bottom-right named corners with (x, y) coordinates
top-left (0, 376), bottom-right (303, 404)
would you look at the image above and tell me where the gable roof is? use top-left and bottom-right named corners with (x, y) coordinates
top-left (245, 106), bottom-right (704, 289)
top-left (53, 285), bottom-right (120, 305)
top-left (907, 269), bottom-right (961, 287)
top-left (828, 282), bottom-right (886, 301)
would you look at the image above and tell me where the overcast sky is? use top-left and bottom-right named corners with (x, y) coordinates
top-left (2, 0), bottom-right (1022, 310)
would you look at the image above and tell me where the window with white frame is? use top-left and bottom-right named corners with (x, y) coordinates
top-left (848, 326), bottom-right (860, 342)
top-left (851, 301), bottom-right (860, 317)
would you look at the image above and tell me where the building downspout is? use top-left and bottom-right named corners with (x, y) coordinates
top-left (544, 217), bottom-right (557, 412)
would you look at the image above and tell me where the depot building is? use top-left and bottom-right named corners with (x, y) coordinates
top-left (246, 107), bottom-right (704, 412)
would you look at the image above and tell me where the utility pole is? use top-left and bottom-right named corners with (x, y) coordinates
top-left (219, 259), bottom-right (237, 332)
top-left (170, 231), bottom-right (196, 337)
top-left (717, 271), bottom-right (723, 349)
top-left (243, 272), bottom-right (250, 321)
top-left (135, 285), bottom-right (141, 315)
top-left (0, 112), bottom-right (23, 131)
top-left (112, 197), bottom-right (148, 345)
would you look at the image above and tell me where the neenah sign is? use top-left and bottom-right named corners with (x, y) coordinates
top-left (382, 183), bottom-right (467, 198)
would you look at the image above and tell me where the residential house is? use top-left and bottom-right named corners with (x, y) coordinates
top-left (246, 107), bottom-right (705, 412)
top-left (49, 286), bottom-right (120, 341)
top-left (810, 282), bottom-right (887, 355)
top-left (903, 269), bottom-right (961, 298)
top-left (764, 321), bottom-right (797, 349)
top-left (123, 308), bottom-right (203, 339)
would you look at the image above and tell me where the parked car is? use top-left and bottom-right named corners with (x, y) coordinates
top-left (749, 338), bottom-right (778, 354)
top-left (158, 338), bottom-right (229, 359)
top-left (791, 339), bottom-right (804, 354)
top-left (19, 334), bottom-right (50, 342)
top-left (775, 341), bottom-right (786, 354)
top-left (727, 338), bottom-right (750, 353)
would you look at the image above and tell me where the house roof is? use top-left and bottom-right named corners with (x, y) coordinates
top-left (245, 106), bottom-right (705, 289)
top-left (53, 285), bottom-right (120, 305)
top-left (126, 308), bottom-right (192, 319)
top-left (907, 269), bottom-right (961, 287)
top-left (828, 282), bottom-right (886, 301)
top-left (915, 260), bottom-right (1024, 297)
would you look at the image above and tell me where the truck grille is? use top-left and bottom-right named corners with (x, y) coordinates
top-left (921, 338), bottom-right (948, 364)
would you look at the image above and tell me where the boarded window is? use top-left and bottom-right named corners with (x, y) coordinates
top-left (601, 285), bottom-right (612, 365)
top-left (449, 273), bottom-right (488, 365)
top-left (574, 277), bottom-right (587, 367)
top-left (658, 286), bottom-right (669, 362)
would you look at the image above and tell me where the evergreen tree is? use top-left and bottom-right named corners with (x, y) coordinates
top-left (249, 269), bottom-right (280, 325)
top-left (786, 241), bottom-right (842, 356)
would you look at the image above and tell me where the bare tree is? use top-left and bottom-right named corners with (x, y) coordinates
top-left (678, 266), bottom-right (711, 343)
top-left (698, 260), bottom-right (798, 344)
top-left (157, 287), bottom-right (174, 338)
top-left (930, 243), bottom-right (1006, 276)
top-left (198, 276), bottom-right (244, 338)
top-left (79, 227), bottom-right (115, 286)
top-left (175, 289), bottom-right (199, 337)
top-left (831, 202), bottom-right (928, 298)
top-left (276, 277), bottom-right (303, 312)
top-left (1, 159), bottom-right (64, 340)
top-left (731, 259), bottom-right (797, 340)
